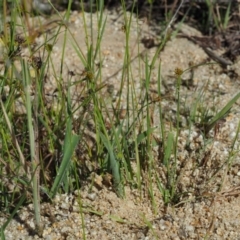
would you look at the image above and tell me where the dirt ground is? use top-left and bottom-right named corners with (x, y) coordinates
top-left (1, 8), bottom-right (240, 239)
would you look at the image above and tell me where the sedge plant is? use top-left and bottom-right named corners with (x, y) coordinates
top-left (0, 1), bottom-right (240, 238)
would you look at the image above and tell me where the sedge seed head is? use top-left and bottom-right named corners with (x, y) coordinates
top-left (15, 35), bottom-right (25, 45)
top-left (81, 69), bottom-right (94, 81)
top-left (86, 71), bottom-right (94, 81)
top-left (68, 70), bottom-right (75, 76)
top-left (30, 56), bottom-right (42, 70)
top-left (121, 24), bottom-right (126, 33)
top-left (45, 44), bottom-right (53, 53)
top-left (174, 67), bottom-right (183, 77)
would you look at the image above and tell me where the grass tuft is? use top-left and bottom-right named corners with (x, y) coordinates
top-left (0, 0), bottom-right (239, 237)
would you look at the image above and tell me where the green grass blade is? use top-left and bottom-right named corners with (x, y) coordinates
top-left (205, 92), bottom-right (240, 133)
top-left (99, 132), bottom-right (123, 198)
top-left (1, 192), bottom-right (26, 236)
top-left (21, 59), bottom-right (43, 234)
top-left (223, 2), bottom-right (232, 29)
top-left (49, 119), bottom-right (80, 198)
top-left (163, 132), bottom-right (174, 166)
top-left (137, 127), bottom-right (156, 145)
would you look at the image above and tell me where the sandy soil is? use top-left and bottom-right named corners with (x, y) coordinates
top-left (1, 9), bottom-right (240, 240)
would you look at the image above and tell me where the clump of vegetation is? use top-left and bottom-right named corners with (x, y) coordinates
top-left (0, 0), bottom-right (239, 238)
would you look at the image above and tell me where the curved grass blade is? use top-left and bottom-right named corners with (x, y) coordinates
top-left (49, 119), bottom-right (80, 198)
top-left (1, 192), bottom-right (26, 239)
top-left (99, 132), bottom-right (123, 198)
top-left (205, 92), bottom-right (240, 134)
